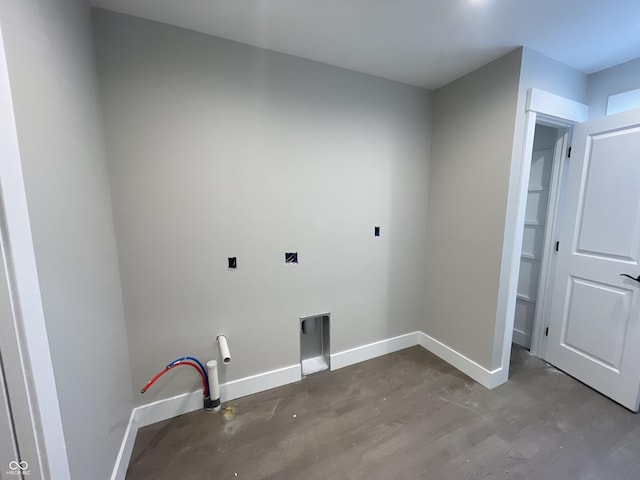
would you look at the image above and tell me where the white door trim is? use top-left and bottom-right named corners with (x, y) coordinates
top-left (0, 25), bottom-right (70, 480)
top-left (0, 351), bottom-right (19, 475)
top-left (526, 89), bottom-right (589, 125)
top-left (495, 88), bottom-right (588, 377)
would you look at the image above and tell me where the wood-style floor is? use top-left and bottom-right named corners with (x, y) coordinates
top-left (126, 346), bottom-right (640, 479)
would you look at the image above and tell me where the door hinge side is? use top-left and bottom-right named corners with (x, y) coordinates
top-left (545, 327), bottom-right (549, 336)
top-left (567, 146), bottom-right (572, 158)
top-left (555, 241), bottom-right (560, 252)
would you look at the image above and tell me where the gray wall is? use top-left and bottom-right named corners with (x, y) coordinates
top-left (0, 1), bottom-right (133, 478)
top-left (92, 10), bottom-right (432, 405)
top-left (587, 58), bottom-right (640, 118)
top-left (423, 50), bottom-right (523, 369)
top-left (520, 48), bottom-right (588, 105)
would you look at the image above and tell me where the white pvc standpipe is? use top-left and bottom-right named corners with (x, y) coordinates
top-left (217, 335), bottom-right (231, 364)
top-left (207, 360), bottom-right (221, 412)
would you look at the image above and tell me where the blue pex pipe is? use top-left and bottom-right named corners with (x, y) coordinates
top-left (168, 356), bottom-right (209, 392)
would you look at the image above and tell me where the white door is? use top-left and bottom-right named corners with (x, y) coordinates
top-left (546, 108), bottom-right (640, 411)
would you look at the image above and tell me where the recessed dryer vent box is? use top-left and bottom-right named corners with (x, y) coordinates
top-left (300, 314), bottom-right (330, 376)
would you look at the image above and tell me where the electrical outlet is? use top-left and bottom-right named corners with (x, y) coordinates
top-left (228, 257), bottom-right (237, 270)
top-left (375, 226), bottom-right (381, 237)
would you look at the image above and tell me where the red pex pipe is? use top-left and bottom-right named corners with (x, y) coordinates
top-left (140, 360), bottom-right (209, 396)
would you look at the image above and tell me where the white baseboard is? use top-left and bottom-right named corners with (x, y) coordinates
top-left (511, 329), bottom-right (531, 350)
top-left (220, 364), bottom-right (301, 401)
top-left (110, 410), bottom-right (137, 480)
top-left (417, 331), bottom-right (506, 389)
top-left (135, 390), bottom-right (203, 428)
top-left (132, 362), bottom-right (302, 430)
top-left (112, 330), bottom-right (509, 478)
top-left (330, 331), bottom-right (420, 370)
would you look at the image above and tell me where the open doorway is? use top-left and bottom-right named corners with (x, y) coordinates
top-left (512, 124), bottom-right (568, 351)
top-left (497, 88), bottom-right (588, 383)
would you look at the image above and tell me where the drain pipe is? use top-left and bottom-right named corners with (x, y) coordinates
top-left (206, 335), bottom-right (231, 412)
top-left (206, 360), bottom-right (221, 411)
top-left (217, 335), bottom-right (231, 364)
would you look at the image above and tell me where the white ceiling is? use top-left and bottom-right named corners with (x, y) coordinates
top-left (89, 0), bottom-right (640, 89)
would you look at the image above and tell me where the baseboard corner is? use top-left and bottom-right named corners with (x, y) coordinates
top-left (110, 409), bottom-right (138, 480)
top-left (416, 331), bottom-right (504, 389)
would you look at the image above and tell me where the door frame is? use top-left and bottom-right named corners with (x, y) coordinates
top-left (527, 125), bottom-right (570, 358)
top-left (513, 123), bottom-right (570, 353)
top-left (496, 88), bottom-right (589, 376)
top-left (0, 347), bottom-right (20, 478)
top-left (0, 25), bottom-right (70, 479)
